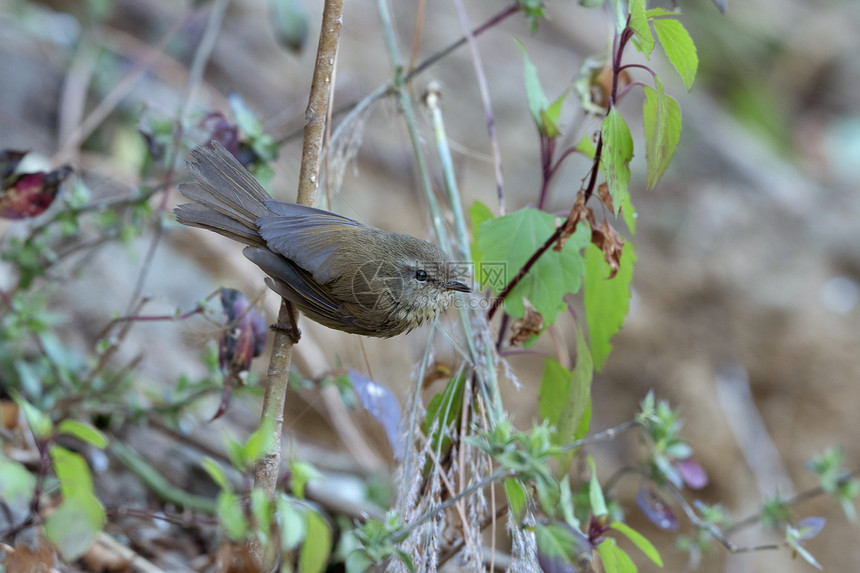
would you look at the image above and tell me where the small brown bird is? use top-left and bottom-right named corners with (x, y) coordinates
top-left (175, 142), bottom-right (470, 338)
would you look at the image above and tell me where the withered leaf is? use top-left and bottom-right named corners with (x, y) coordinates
top-left (0, 165), bottom-right (72, 219)
top-left (213, 288), bottom-right (267, 420)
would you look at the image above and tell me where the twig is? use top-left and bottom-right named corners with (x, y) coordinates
top-left (125, 0), bottom-right (229, 315)
top-left (560, 418), bottom-right (639, 452)
top-left (724, 469), bottom-right (860, 535)
top-left (665, 484), bottom-right (781, 554)
top-left (450, 0), bottom-right (506, 215)
top-left (249, 0), bottom-right (344, 565)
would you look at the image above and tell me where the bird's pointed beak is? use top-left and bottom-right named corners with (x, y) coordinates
top-left (443, 280), bottom-right (471, 293)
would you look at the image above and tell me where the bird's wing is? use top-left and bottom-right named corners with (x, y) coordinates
top-left (257, 202), bottom-right (367, 284)
top-left (243, 247), bottom-right (376, 332)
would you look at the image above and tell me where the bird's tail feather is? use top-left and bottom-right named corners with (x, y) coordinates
top-left (175, 142), bottom-right (271, 246)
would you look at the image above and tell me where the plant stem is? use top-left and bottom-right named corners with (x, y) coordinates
top-left (249, 0), bottom-right (344, 565)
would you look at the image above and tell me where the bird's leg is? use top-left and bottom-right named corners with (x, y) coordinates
top-left (270, 300), bottom-right (301, 344)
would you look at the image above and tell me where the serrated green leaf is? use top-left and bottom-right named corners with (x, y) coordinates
top-left (652, 18), bottom-right (698, 90)
top-left (538, 323), bottom-right (592, 471)
top-left (645, 7), bottom-right (679, 18)
top-left (589, 456), bottom-right (608, 517)
top-left (57, 420), bottom-right (108, 449)
top-left (469, 200), bottom-right (494, 266)
top-left (217, 491), bottom-right (248, 540)
top-left (515, 39), bottom-right (546, 128)
top-left (201, 456), bottom-right (232, 492)
top-left (610, 521), bottom-right (663, 566)
top-left (299, 509), bottom-right (332, 573)
top-left (600, 109), bottom-right (634, 216)
top-left (475, 208), bottom-right (590, 322)
top-left (504, 478), bottom-right (528, 523)
top-left (277, 495), bottom-right (306, 551)
top-left (629, 0), bottom-right (654, 56)
top-left (643, 81), bottom-right (682, 190)
top-left (585, 241), bottom-right (636, 371)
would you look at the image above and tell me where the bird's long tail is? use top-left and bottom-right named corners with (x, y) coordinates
top-left (174, 142), bottom-right (272, 246)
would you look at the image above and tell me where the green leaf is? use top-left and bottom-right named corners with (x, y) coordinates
top-left (290, 460), bottom-right (322, 499)
top-left (0, 458), bottom-right (36, 502)
top-left (584, 241), bottom-right (636, 371)
top-left (540, 90), bottom-right (569, 138)
top-left (230, 93), bottom-right (265, 139)
top-left (515, 39), bottom-right (546, 128)
top-left (589, 456), bottom-right (608, 517)
top-left (299, 509), bottom-right (332, 573)
top-left (250, 488), bottom-right (272, 541)
top-left (643, 81), bottom-right (682, 190)
top-left (575, 134), bottom-right (596, 160)
top-left (651, 18), bottom-right (698, 90)
top-left (559, 475), bottom-right (580, 529)
top-left (469, 200), bottom-right (495, 265)
top-left (538, 323), bottom-right (592, 471)
top-left (44, 496), bottom-right (104, 560)
top-left (620, 192), bottom-right (637, 235)
top-left (600, 109), bottom-right (634, 215)
top-left (346, 550), bottom-right (373, 573)
top-left (57, 420), bottom-right (108, 449)
top-left (217, 491), bottom-right (249, 540)
top-left (475, 208), bottom-right (590, 322)
top-left (277, 495), bottom-right (306, 551)
top-left (610, 521), bottom-right (663, 566)
top-left (242, 417), bottom-right (275, 468)
top-left (13, 393), bottom-right (52, 438)
top-left (201, 456), bottom-right (232, 492)
top-left (504, 478), bottom-right (529, 523)
top-left (271, 0), bottom-right (310, 53)
top-left (421, 371), bottom-right (466, 470)
top-left (46, 447), bottom-right (105, 560)
top-left (628, 0), bottom-right (654, 56)
top-left (613, 0), bottom-right (627, 35)
top-left (597, 537), bottom-right (637, 573)
top-left (535, 522), bottom-right (580, 567)
top-left (645, 7), bottom-right (679, 18)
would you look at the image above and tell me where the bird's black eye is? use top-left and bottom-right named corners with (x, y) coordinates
top-left (415, 269), bottom-right (428, 282)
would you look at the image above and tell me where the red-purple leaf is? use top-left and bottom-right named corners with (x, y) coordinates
top-left (0, 166), bottom-right (72, 219)
top-left (636, 484), bottom-right (679, 531)
top-left (349, 370), bottom-right (403, 459)
top-left (678, 458), bottom-right (709, 490)
top-left (213, 288), bottom-right (267, 420)
top-left (200, 112), bottom-right (240, 157)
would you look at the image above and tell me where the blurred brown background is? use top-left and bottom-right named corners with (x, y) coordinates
top-left (2, 0), bottom-right (860, 570)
